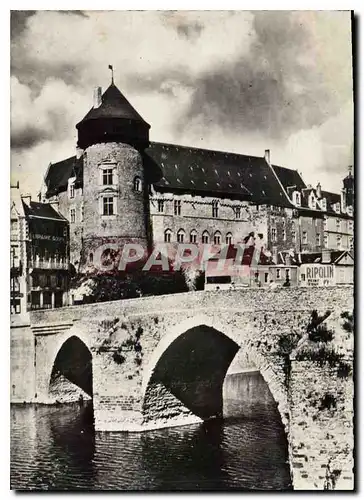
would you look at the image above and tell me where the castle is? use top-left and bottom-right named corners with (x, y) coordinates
top-left (39, 78), bottom-right (354, 273)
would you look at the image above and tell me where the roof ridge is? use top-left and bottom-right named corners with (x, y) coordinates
top-left (150, 141), bottom-right (265, 161)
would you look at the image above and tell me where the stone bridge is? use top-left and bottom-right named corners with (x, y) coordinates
top-left (11, 287), bottom-right (354, 490)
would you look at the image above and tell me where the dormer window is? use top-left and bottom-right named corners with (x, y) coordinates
top-left (347, 206), bottom-right (353, 216)
top-left (68, 177), bottom-right (76, 199)
top-left (321, 198), bottom-right (327, 211)
top-left (334, 202), bottom-right (341, 214)
top-left (309, 194), bottom-right (316, 209)
top-left (294, 191), bottom-right (301, 206)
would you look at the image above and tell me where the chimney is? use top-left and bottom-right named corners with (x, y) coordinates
top-left (21, 193), bottom-right (31, 206)
top-left (93, 86), bottom-right (102, 108)
top-left (322, 249), bottom-right (331, 264)
top-left (264, 149), bottom-right (270, 164)
top-left (316, 182), bottom-right (322, 198)
top-left (272, 245), bottom-right (278, 264)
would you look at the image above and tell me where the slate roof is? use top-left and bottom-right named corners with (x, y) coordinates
top-left (272, 165), bottom-right (306, 191)
top-left (76, 84), bottom-right (150, 127)
top-left (22, 201), bottom-right (67, 221)
top-left (146, 142), bottom-right (292, 207)
top-left (45, 156), bottom-right (83, 197)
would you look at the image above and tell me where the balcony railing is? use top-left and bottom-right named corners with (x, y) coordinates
top-left (29, 259), bottom-right (69, 270)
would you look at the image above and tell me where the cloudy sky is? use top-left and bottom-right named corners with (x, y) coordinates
top-left (11, 10), bottom-right (353, 196)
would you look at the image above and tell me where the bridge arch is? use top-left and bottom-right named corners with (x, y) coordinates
top-left (141, 313), bottom-right (289, 431)
top-left (47, 325), bottom-right (93, 401)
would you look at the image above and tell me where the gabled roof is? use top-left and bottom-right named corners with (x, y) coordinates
top-left (45, 156), bottom-right (83, 197)
top-left (146, 142), bottom-right (293, 206)
top-left (272, 165), bottom-right (306, 191)
top-left (76, 83), bottom-right (149, 127)
top-left (22, 201), bottom-right (67, 222)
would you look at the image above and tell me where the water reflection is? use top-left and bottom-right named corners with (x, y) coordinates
top-left (11, 372), bottom-right (292, 491)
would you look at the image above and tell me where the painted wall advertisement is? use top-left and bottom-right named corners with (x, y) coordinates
top-left (300, 264), bottom-right (334, 287)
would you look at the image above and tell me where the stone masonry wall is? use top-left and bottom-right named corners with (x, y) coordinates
top-left (289, 361), bottom-right (353, 490)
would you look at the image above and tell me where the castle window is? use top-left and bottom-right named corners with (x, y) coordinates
top-left (282, 226), bottom-right (286, 241)
top-left (348, 220), bottom-right (353, 232)
top-left (80, 204), bottom-right (84, 222)
top-left (164, 229), bottom-right (172, 243)
top-left (69, 182), bottom-right (75, 199)
top-left (323, 217), bottom-right (328, 230)
top-left (271, 228), bottom-right (277, 242)
top-left (158, 200), bottom-right (165, 213)
top-left (349, 237), bottom-right (353, 250)
top-left (70, 208), bottom-right (76, 224)
top-left (336, 219), bottom-right (341, 231)
top-left (347, 206), bottom-right (353, 216)
top-left (337, 235), bottom-right (342, 248)
top-left (292, 230), bottom-right (296, 243)
top-left (321, 198), bottom-right (327, 211)
top-left (46, 275), bottom-right (51, 287)
top-left (89, 253), bottom-right (93, 263)
top-left (190, 230), bottom-right (197, 243)
top-left (177, 229), bottom-right (185, 243)
top-left (316, 234), bottom-right (321, 246)
top-left (174, 200), bottom-right (181, 216)
top-left (226, 233), bottom-right (233, 245)
top-left (324, 234), bottom-right (328, 248)
top-left (302, 231), bottom-right (308, 244)
top-left (134, 176), bottom-right (142, 192)
top-left (103, 197), bottom-right (114, 216)
top-left (334, 202), bottom-right (341, 213)
top-left (276, 268), bottom-right (281, 279)
top-left (212, 201), bottom-right (219, 218)
top-left (214, 231), bottom-right (221, 245)
top-left (294, 192), bottom-right (301, 206)
top-left (202, 231), bottom-right (210, 244)
top-left (32, 274), bottom-right (39, 287)
top-left (234, 207), bottom-right (241, 219)
top-left (103, 168), bottom-right (114, 186)
top-left (56, 275), bottom-right (62, 288)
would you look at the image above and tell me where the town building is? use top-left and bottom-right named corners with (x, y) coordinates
top-left (39, 77), bottom-right (354, 275)
top-left (10, 185), bottom-right (70, 314)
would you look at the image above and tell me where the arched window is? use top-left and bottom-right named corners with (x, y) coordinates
top-left (226, 232), bottom-right (233, 245)
top-left (202, 231), bottom-right (210, 244)
top-left (212, 201), bottom-right (219, 218)
top-left (214, 231), bottom-right (221, 245)
top-left (164, 229), bottom-right (172, 243)
top-left (177, 229), bottom-right (185, 243)
top-left (190, 229), bottom-right (197, 243)
top-left (134, 176), bottom-right (142, 192)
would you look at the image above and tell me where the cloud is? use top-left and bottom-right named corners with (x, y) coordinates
top-left (10, 10), bottom-right (353, 197)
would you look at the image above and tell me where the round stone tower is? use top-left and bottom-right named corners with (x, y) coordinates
top-left (76, 81), bottom-right (151, 264)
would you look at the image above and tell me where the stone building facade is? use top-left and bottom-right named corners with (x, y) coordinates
top-left (11, 185), bottom-right (70, 314)
top-left (39, 81), bottom-right (354, 269)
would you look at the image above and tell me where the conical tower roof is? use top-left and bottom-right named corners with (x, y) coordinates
top-left (77, 83), bottom-right (149, 125)
top-left (76, 83), bottom-right (150, 150)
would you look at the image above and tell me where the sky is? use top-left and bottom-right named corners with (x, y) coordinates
top-left (10, 10), bottom-right (354, 197)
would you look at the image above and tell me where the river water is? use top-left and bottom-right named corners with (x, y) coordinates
top-left (10, 371), bottom-right (292, 491)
